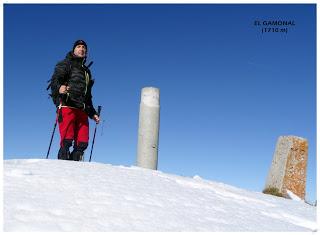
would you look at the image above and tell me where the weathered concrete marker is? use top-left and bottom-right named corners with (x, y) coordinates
top-left (265, 136), bottom-right (308, 199)
top-left (136, 87), bottom-right (160, 170)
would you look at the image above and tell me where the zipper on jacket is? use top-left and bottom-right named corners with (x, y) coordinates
top-left (82, 63), bottom-right (90, 96)
top-left (66, 92), bottom-right (70, 103)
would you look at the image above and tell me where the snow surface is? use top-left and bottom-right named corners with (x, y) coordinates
top-left (4, 159), bottom-right (317, 232)
top-left (287, 190), bottom-right (303, 202)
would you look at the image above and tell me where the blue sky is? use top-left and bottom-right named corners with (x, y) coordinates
top-left (4, 4), bottom-right (316, 203)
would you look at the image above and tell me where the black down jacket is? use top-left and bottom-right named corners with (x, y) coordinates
top-left (50, 51), bottom-right (97, 119)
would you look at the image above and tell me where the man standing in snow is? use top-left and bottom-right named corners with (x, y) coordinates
top-left (49, 40), bottom-right (100, 161)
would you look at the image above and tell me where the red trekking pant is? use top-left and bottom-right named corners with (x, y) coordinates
top-left (58, 107), bottom-right (89, 147)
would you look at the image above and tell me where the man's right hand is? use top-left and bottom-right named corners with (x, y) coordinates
top-left (59, 85), bottom-right (70, 94)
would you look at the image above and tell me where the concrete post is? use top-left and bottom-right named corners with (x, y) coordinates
top-left (265, 136), bottom-right (308, 199)
top-left (136, 87), bottom-right (160, 170)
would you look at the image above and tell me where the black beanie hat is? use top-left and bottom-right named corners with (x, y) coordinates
top-left (73, 40), bottom-right (87, 51)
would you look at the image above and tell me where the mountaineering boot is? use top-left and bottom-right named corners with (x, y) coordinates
top-left (70, 150), bottom-right (84, 161)
top-left (71, 142), bottom-right (88, 161)
top-left (58, 139), bottom-right (73, 160)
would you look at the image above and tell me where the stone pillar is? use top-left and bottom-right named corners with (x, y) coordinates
top-left (136, 87), bottom-right (160, 170)
top-left (265, 136), bottom-right (308, 199)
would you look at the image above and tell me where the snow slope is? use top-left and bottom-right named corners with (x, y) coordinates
top-left (3, 159), bottom-right (317, 232)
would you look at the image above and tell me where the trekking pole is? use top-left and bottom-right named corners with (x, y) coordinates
top-left (89, 106), bottom-right (102, 162)
top-left (46, 98), bottom-right (63, 159)
top-left (46, 119), bottom-right (57, 159)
